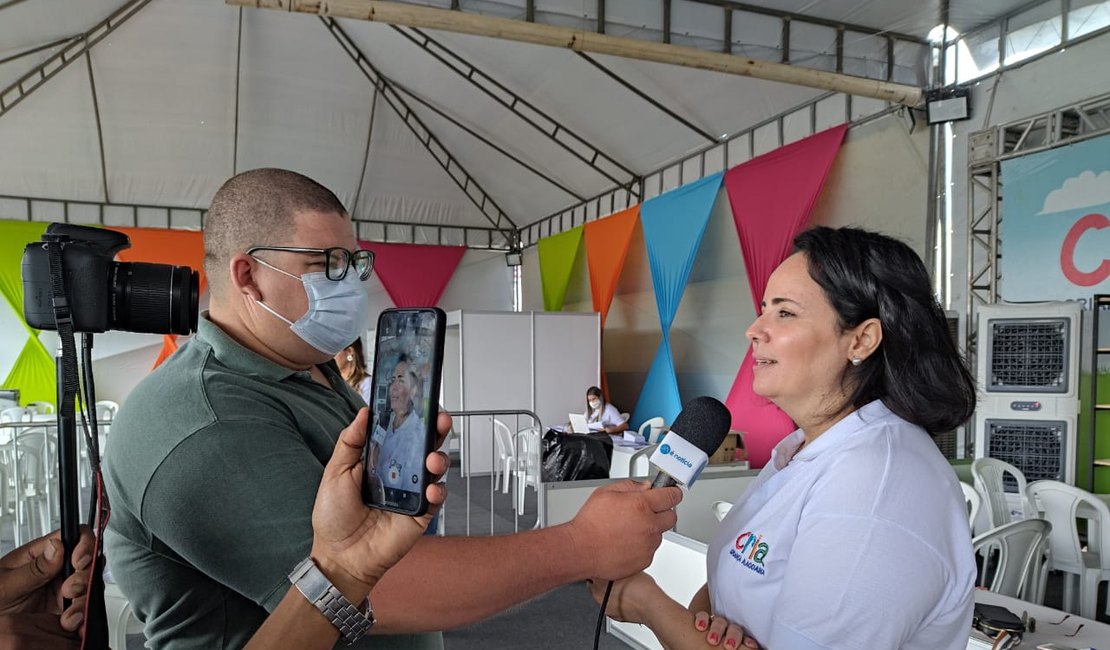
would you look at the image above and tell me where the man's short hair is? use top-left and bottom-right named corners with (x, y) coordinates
top-left (204, 168), bottom-right (348, 295)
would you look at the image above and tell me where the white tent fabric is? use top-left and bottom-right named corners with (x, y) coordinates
top-left (0, 0), bottom-right (1030, 232)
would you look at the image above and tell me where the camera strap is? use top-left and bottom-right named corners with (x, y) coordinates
top-left (46, 241), bottom-right (111, 650)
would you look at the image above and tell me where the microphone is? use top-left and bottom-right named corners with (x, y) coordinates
top-left (649, 396), bottom-right (732, 489)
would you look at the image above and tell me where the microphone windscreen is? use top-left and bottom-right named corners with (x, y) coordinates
top-left (668, 396), bottom-right (732, 456)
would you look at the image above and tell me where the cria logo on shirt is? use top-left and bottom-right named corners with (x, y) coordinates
top-left (729, 531), bottom-right (769, 576)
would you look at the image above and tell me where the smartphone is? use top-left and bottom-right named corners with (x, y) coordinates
top-left (973, 602), bottom-right (1025, 633)
top-left (362, 307), bottom-right (446, 516)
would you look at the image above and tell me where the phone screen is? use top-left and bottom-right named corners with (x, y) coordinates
top-left (362, 308), bottom-right (445, 515)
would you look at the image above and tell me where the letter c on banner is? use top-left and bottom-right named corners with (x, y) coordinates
top-left (1060, 212), bottom-right (1110, 287)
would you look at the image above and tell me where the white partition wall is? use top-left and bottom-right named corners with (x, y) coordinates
top-left (533, 312), bottom-right (603, 430)
top-left (446, 310), bottom-right (600, 476)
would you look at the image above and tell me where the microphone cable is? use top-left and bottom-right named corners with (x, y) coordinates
top-left (593, 580), bottom-right (614, 650)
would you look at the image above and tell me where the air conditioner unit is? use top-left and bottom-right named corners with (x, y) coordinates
top-left (974, 302), bottom-right (1081, 486)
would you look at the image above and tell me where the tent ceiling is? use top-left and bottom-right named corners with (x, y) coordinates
top-left (0, 0), bottom-right (1030, 235)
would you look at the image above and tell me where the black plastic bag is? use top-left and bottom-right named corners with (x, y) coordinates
top-left (541, 429), bottom-right (613, 482)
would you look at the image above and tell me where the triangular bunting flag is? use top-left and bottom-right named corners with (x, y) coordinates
top-left (537, 226), bottom-right (584, 312)
top-left (359, 242), bottom-right (467, 307)
top-left (723, 124), bottom-right (848, 467)
top-left (632, 172), bottom-right (723, 427)
top-left (584, 205), bottom-right (640, 327)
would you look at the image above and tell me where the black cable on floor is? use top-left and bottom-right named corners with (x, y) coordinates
top-left (593, 580), bottom-right (614, 650)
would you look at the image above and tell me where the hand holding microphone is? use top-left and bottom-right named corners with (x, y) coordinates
top-left (649, 396), bottom-right (733, 489)
top-left (587, 397), bottom-right (732, 649)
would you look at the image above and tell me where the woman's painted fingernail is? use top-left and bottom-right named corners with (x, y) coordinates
top-left (726, 639), bottom-right (737, 649)
top-left (709, 632), bottom-right (719, 643)
top-left (696, 620), bottom-right (706, 630)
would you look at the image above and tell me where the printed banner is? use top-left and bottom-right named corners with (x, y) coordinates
top-left (1000, 134), bottom-right (1110, 302)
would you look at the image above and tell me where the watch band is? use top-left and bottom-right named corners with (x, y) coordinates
top-left (288, 557), bottom-right (375, 645)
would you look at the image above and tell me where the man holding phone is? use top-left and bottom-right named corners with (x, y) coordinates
top-left (103, 168), bottom-right (683, 649)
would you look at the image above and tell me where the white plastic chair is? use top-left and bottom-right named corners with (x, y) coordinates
top-left (1026, 480), bottom-right (1110, 618)
top-left (513, 426), bottom-right (542, 514)
top-left (95, 400), bottom-right (119, 421)
top-left (627, 444), bottom-right (656, 478)
top-left (972, 457), bottom-right (1033, 528)
top-left (104, 580), bottom-right (144, 650)
top-left (971, 518), bottom-right (1051, 601)
top-left (491, 418), bottom-right (517, 495)
top-left (712, 500), bottom-right (733, 522)
top-left (26, 401), bottom-right (55, 415)
top-left (960, 481), bottom-right (982, 530)
top-left (637, 416), bottom-right (665, 443)
top-left (0, 407), bottom-right (29, 424)
top-left (14, 426), bottom-right (55, 538)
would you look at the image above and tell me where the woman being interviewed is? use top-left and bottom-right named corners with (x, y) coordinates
top-left (591, 226), bottom-right (977, 650)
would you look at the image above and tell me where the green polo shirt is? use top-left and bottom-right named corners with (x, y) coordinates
top-left (103, 314), bottom-right (442, 650)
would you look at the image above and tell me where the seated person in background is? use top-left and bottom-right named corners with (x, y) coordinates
top-left (335, 338), bottom-right (372, 404)
top-left (585, 386), bottom-right (628, 434)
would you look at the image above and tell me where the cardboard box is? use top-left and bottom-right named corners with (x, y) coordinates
top-left (708, 431), bottom-right (742, 465)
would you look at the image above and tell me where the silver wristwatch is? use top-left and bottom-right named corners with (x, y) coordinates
top-left (288, 557), bottom-right (375, 645)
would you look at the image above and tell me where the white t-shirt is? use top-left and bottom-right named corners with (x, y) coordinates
top-left (371, 411), bottom-right (426, 492)
top-left (707, 400), bottom-right (974, 650)
top-left (586, 403), bottom-right (625, 428)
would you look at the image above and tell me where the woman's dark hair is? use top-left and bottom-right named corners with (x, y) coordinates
top-left (586, 386), bottom-right (604, 420)
top-left (341, 338), bottom-right (369, 389)
top-left (792, 226), bottom-right (976, 434)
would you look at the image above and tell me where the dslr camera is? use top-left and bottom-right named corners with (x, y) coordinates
top-left (22, 223), bottom-right (199, 335)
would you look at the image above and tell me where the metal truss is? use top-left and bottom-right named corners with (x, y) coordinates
top-left (575, 52), bottom-right (718, 144)
top-left (353, 218), bottom-right (512, 250)
top-left (0, 194), bottom-right (207, 230)
top-left (964, 91), bottom-right (1110, 355)
top-left (521, 91), bottom-right (904, 248)
top-left (0, 194), bottom-right (511, 250)
top-left (392, 0), bottom-right (925, 83)
top-left (991, 92), bottom-right (1110, 161)
top-left (320, 16), bottom-right (517, 236)
top-left (392, 26), bottom-right (638, 188)
top-left (0, 0), bottom-right (153, 120)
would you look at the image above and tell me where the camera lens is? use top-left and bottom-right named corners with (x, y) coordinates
top-left (110, 262), bottom-right (199, 335)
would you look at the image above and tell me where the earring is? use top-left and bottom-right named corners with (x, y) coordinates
top-left (850, 357), bottom-right (862, 366)
top-left (346, 354), bottom-right (354, 362)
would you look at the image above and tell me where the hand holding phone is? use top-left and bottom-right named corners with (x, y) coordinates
top-left (310, 407), bottom-right (449, 599)
top-left (362, 308), bottom-right (447, 516)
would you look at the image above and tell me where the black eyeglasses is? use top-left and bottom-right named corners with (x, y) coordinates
top-left (247, 246), bottom-right (375, 281)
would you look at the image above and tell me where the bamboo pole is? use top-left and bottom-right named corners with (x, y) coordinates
top-left (228, 0), bottom-right (924, 107)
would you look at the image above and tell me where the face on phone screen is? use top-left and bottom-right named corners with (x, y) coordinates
top-left (363, 309), bottom-right (443, 515)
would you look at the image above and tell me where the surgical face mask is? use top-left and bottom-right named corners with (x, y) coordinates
top-left (588, 399), bottom-right (602, 410)
top-left (251, 256), bottom-right (370, 357)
